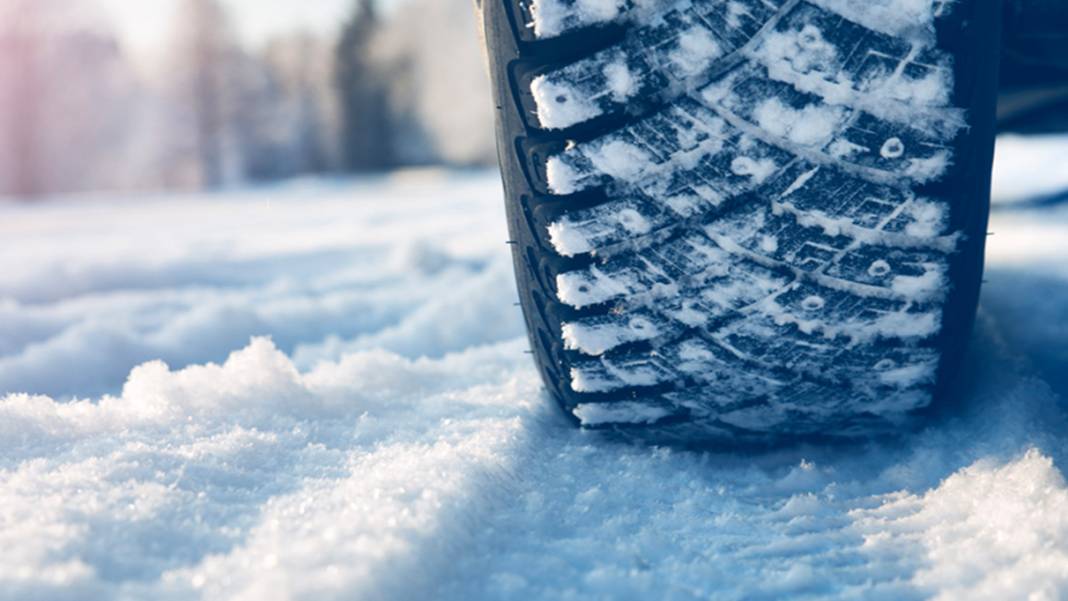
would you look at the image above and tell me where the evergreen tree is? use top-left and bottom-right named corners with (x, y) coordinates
top-left (335, 0), bottom-right (394, 172)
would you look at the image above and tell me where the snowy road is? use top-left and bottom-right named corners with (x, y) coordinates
top-left (3, 138), bottom-right (1068, 599)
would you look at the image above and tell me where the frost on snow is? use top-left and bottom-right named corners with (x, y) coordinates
top-left (3, 154), bottom-right (1068, 598)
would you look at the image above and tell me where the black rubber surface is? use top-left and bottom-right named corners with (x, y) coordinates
top-left (480, 0), bottom-right (1002, 447)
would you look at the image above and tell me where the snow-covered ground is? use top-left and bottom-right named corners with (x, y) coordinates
top-left (2, 137), bottom-right (1068, 600)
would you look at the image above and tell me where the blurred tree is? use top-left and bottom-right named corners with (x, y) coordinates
top-left (335, 0), bottom-right (395, 172)
top-left (373, 0), bottom-right (496, 167)
top-left (0, 0), bottom-right (48, 198)
top-left (238, 34), bottom-right (342, 181)
top-left (172, 0), bottom-right (241, 189)
top-left (0, 0), bottom-right (495, 199)
top-left (0, 0), bottom-right (135, 199)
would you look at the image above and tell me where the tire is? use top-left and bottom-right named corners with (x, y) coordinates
top-left (479, 0), bottom-right (1002, 446)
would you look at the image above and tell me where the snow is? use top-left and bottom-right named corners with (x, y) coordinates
top-left (562, 315), bottom-right (660, 355)
top-left (730, 156), bottom-right (779, 184)
top-left (3, 136), bottom-right (1068, 598)
top-left (531, 75), bottom-right (602, 131)
top-left (752, 97), bottom-right (846, 147)
top-left (529, 0), bottom-right (625, 38)
top-left (810, 0), bottom-right (942, 42)
top-left (602, 59), bottom-right (638, 102)
top-left (905, 151), bottom-right (953, 183)
top-left (891, 263), bottom-right (946, 301)
top-left (748, 5), bottom-right (961, 141)
top-left (669, 27), bottom-right (723, 77)
top-left (772, 200), bottom-right (955, 251)
top-left (585, 139), bottom-right (654, 183)
top-left (545, 155), bottom-right (581, 195)
top-left (556, 265), bottom-right (640, 309)
top-left (761, 294), bottom-right (942, 345)
top-left (0, 174), bottom-right (520, 399)
top-left (572, 401), bottom-right (672, 425)
top-left (546, 218), bottom-right (595, 256)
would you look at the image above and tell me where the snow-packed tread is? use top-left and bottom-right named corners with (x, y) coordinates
top-left (530, 0), bottom-right (794, 129)
top-left (543, 0), bottom-right (961, 429)
top-left (484, 0), bottom-right (999, 443)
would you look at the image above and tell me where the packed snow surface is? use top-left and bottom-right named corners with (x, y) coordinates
top-left (2, 142), bottom-right (1068, 599)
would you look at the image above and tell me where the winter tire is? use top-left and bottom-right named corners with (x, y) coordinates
top-left (478, 0), bottom-right (1002, 445)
